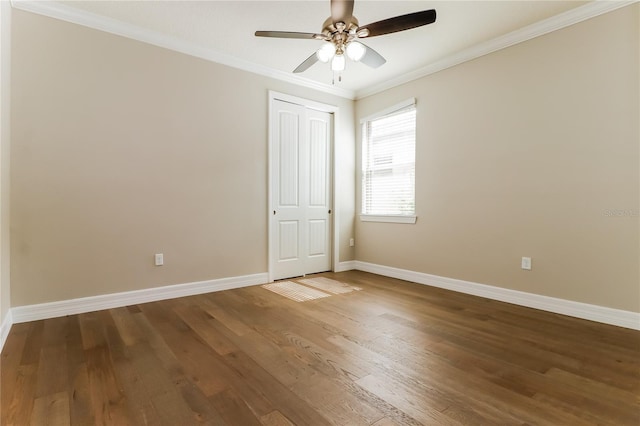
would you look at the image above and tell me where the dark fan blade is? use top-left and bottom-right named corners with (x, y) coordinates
top-left (360, 44), bottom-right (386, 68)
top-left (358, 9), bottom-right (436, 38)
top-left (331, 0), bottom-right (354, 24)
top-left (293, 52), bottom-right (319, 73)
top-left (255, 31), bottom-right (321, 39)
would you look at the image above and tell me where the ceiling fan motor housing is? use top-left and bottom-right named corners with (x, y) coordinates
top-left (321, 16), bottom-right (361, 53)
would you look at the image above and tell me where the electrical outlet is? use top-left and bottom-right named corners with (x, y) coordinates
top-left (349, 238), bottom-right (355, 247)
top-left (155, 253), bottom-right (164, 266)
top-left (521, 257), bottom-right (531, 270)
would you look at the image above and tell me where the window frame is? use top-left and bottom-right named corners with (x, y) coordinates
top-left (360, 98), bottom-right (417, 224)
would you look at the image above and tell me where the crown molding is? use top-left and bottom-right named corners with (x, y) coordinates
top-left (11, 0), bottom-right (637, 102)
top-left (355, 0), bottom-right (638, 100)
top-left (10, 0), bottom-right (356, 100)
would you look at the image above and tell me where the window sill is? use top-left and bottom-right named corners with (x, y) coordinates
top-left (360, 214), bottom-right (417, 224)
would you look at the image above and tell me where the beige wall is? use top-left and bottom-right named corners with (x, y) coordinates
top-left (355, 4), bottom-right (639, 312)
top-left (10, 10), bottom-right (354, 306)
top-left (0, 1), bottom-right (11, 323)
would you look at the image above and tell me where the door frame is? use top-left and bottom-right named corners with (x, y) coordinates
top-left (268, 91), bottom-right (339, 282)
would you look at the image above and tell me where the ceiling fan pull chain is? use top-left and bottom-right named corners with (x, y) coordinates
top-left (331, 71), bottom-right (343, 85)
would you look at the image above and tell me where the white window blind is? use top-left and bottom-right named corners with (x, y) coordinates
top-left (362, 101), bottom-right (416, 219)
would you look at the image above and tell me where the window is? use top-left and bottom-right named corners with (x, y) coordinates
top-left (361, 99), bottom-right (416, 223)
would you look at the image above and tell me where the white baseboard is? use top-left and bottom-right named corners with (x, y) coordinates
top-left (5, 263), bottom-right (638, 336)
top-left (354, 261), bottom-right (640, 331)
top-left (10, 272), bottom-right (268, 324)
top-left (0, 309), bottom-right (13, 353)
top-left (335, 261), bottom-right (356, 272)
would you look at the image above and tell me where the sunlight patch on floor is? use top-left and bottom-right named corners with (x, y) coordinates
top-left (298, 277), bottom-right (362, 294)
top-left (261, 281), bottom-right (331, 302)
top-left (262, 277), bottom-right (362, 302)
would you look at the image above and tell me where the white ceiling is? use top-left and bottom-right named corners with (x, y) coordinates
top-left (30, 1), bottom-right (600, 97)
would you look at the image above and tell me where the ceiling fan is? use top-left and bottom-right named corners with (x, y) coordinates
top-left (255, 0), bottom-right (437, 76)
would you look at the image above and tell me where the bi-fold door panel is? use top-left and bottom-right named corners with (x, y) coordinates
top-left (304, 111), bottom-right (332, 274)
top-left (270, 99), bottom-right (332, 280)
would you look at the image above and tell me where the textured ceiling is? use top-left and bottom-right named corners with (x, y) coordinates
top-left (55, 1), bottom-right (589, 95)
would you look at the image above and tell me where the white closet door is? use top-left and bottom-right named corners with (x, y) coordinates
top-left (270, 99), bottom-right (332, 280)
top-left (303, 108), bottom-right (332, 275)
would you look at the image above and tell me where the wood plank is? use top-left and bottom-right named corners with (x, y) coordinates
top-left (209, 388), bottom-right (263, 426)
top-left (84, 342), bottom-right (133, 424)
top-left (131, 311), bottom-right (229, 425)
top-left (65, 316), bottom-right (94, 426)
top-left (31, 391), bottom-right (70, 426)
top-left (260, 410), bottom-right (295, 426)
top-left (232, 326), bottom-right (384, 424)
top-left (1, 323), bottom-right (31, 424)
top-left (220, 350), bottom-right (333, 426)
top-left (535, 367), bottom-right (640, 424)
top-left (201, 295), bottom-right (254, 336)
top-left (35, 344), bottom-right (68, 398)
top-left (371, 417), bottom-right (400, 426)
top-left (68, 362), bottom-right (94, 426)
top-left (355, 374), bottom-right (462, 426)
top-left (173, 301), bottom-right (238, 356)
top-left (136, 300), bottom-right (230, 397)
top-left (110, 307), bottom-right (145, 346)
top-left (287, 373), bottom-right (383, 425)
top-left (108, 344), bottom-right (162, 425)
top-left (78, 312), bottom-right (107, 351)
top-left (19, 321), bottom-right (44, 366)
top-left (64, 316), bottom-right (86, 367)
top-left (172, 378), bottom-right (229, 426)
top-left (3, 363), bottom-right (39, 425)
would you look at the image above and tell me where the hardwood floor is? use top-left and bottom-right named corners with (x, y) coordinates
top-left (1, 271), bottom-right (639, 425)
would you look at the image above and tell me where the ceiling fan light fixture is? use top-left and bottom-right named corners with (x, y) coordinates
top-left (316, 42), bottom-right (336, 63)
top-left (331, 53), bottom-right (346, 71)
top-left (346, 41), bottom-right (366, 61)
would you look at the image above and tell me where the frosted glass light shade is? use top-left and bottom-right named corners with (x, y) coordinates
top-left (331, 54), bottom-right (345, 71)
top-left (316, 43), bottom-right (335, 63)
top-left (346, 41), bottom-right (366, 61)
